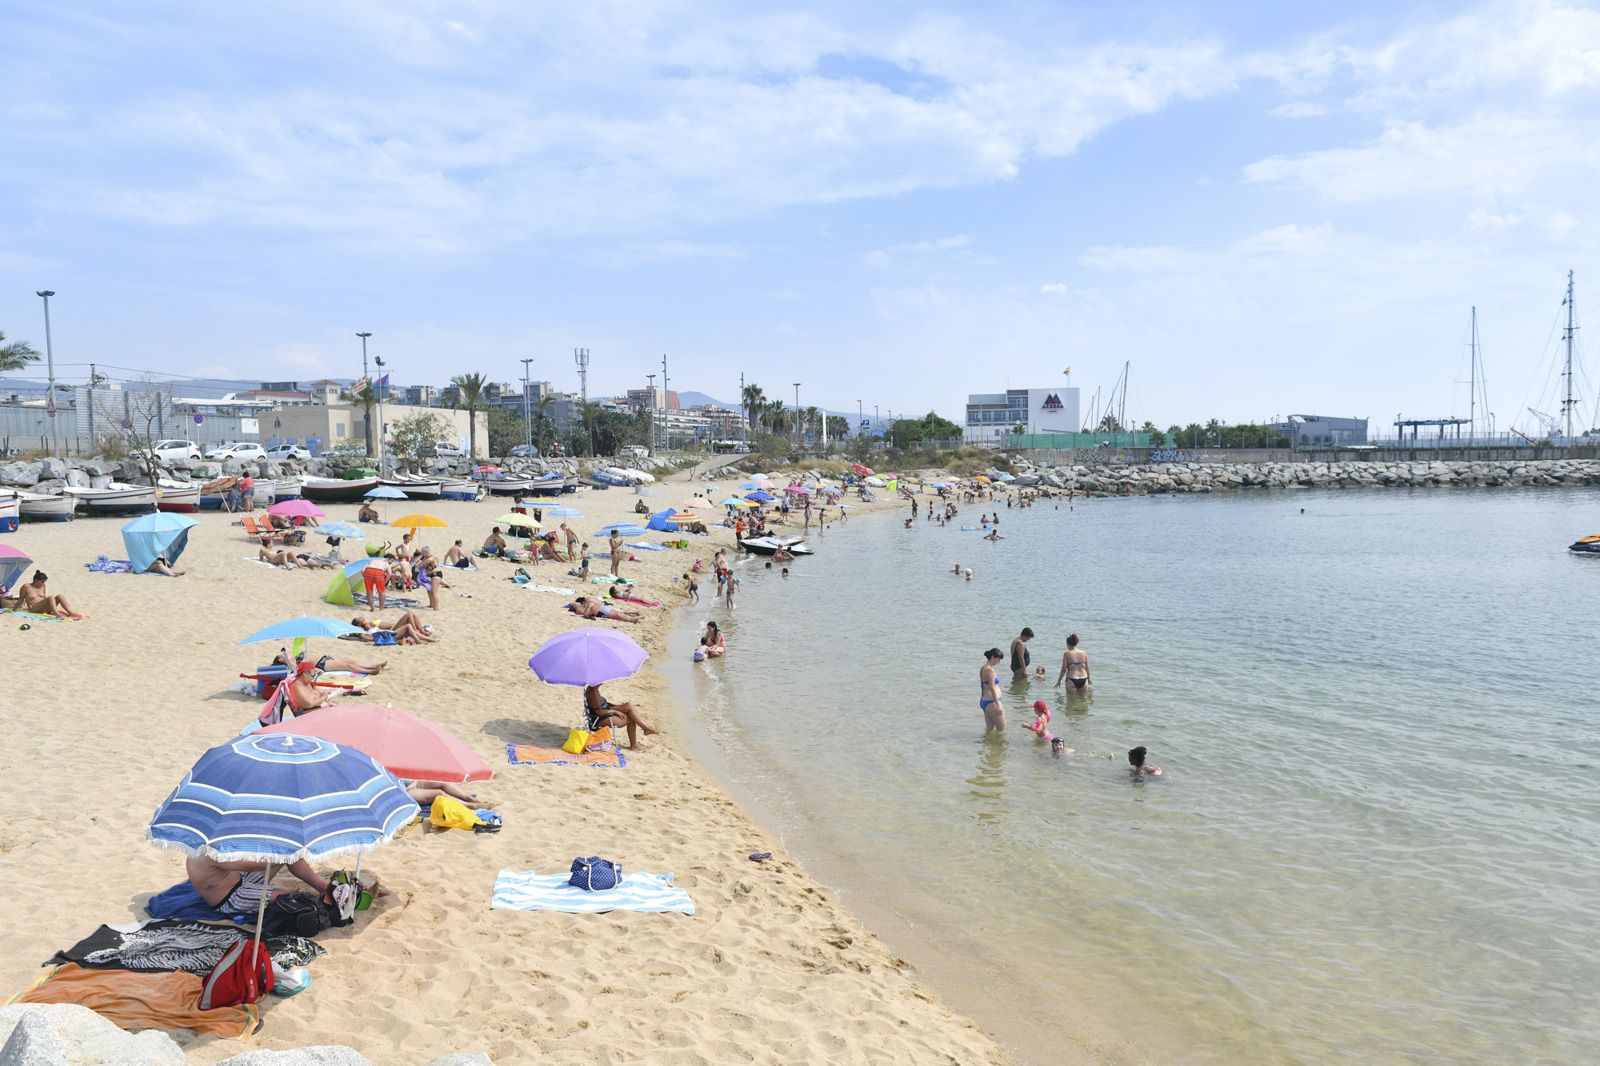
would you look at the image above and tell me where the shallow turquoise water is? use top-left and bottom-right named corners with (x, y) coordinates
top-left (667, 487), bottom-right (1600, 1065)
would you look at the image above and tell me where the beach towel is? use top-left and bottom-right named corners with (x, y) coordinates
top-left (352, 592), bottom-right (421, 609)
top-left (49, 920), bottom-right (324, 974)
top-left (610, 594), bottom-right (662, 608)
top-left (84, 556), bottom-right (134, 574)
top-left (14, 963), bottom-right (260, 1038)
top-left (490, 870), bottom-right (694, 914)
top-left (145, 881), bottom-right (226, 922)
top-left (626, 542), bottom-right (668, 552)
top-left (522, 583), bottom-right (577, 596)
top-left (506, 742), bottom-right (627, 768)
top-left (1, 608), bottom-right (67, 623)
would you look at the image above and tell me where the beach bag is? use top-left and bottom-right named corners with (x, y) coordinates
top-left (199, 937), bottom-right (274, 1009)
top-left (585, 726), bottom-right (613, 751)
top-left (512, 567), bottom-right (531, 585)
top-left (262, 891), bottom-right (329, 939)
top-left (429, 794), bottom-right (483, 831)
top-left (372, 630), bottom-right (398, 646)
top-left (569, 856), bottom-right (622, 892)
top-left (561, 728), bottom-right (591, 755)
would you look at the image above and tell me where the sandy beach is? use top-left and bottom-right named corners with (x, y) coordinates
top-left (0, 475), bottom-right (1012, 1064)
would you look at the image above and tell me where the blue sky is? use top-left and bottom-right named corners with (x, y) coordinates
top-left (3, 0), bottom-right (1598, 432)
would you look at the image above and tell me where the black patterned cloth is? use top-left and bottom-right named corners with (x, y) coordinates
top-left (48, 920), bottom-right (324, 974)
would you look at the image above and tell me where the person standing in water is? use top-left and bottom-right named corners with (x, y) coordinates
top-left (979, 648), bottom-right (1006, 732)
top-left (1010, 627), bottom-right (1034, 684)
top-left (1054, 632), bottom-right (1091, 691)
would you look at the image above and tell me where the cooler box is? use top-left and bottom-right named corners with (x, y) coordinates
top-left (252, 664), bottom-right (290, 697)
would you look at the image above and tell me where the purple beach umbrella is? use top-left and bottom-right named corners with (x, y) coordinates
top-left (527, 629), bottom-right (649, 687)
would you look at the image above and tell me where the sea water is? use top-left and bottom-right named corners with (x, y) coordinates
top-left (666, 487), bottom-right (1600, 1064)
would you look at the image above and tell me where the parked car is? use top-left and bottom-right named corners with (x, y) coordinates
top-left (151, 438), bottom-right (203, 462)
top-left (507, 444), bottom-right (540, 458)
top-left (617, 445), bottom-right (650, 462)
top-left (434, 441), bottom-right (466, 459)
top-left (205, 442), bottom-right (267, 461)
top-left (265, 443), bottom-right (310, 461)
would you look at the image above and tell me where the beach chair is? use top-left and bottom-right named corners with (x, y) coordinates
top-left (241, 515), bottom-right (289, 544)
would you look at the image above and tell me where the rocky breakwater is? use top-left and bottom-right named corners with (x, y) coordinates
top-left (1010, 458), bottom-right (1600, 495)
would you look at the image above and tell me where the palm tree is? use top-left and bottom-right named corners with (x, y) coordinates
top-left (741, 383), bottom-right (766, 435)
top-left (533, 394), bottom-right (555, 452)
top-left (0, 331), bottom-right (39, 374)
top-left (579, 401), bottom-right (602, 457)
top-left (450, 372), bottom-right (487, 459)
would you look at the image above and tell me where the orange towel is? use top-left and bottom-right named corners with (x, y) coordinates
top-left (14, 964), bottom-right (259, 1038)
top-left (507, 734), bottom-right (627, 768)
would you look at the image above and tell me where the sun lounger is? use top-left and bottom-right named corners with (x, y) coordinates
top-left (241, 515), bottom-right (291, 544)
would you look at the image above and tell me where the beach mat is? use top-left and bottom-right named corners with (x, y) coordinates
top-left (83, 556), bottom-right (135, 573)
top-left (2, 608), bottom-right (67, 623)
top-left (352, 592), bottom-right (421, 609)
top-left (506, 742), bottom-right (627, 768)
top-left (626, 542), bottom-right (668, 551)
top-left (521, 583), bottom-right (576, 596)
top-left (490, 870), bottom-right (693, 914)
top-left (15, 963), bottom-right (260, 1038)
top-left (49, 919), bottom-right (324, 974)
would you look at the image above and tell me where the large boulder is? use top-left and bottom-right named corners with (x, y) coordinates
top-left (0, 462), bottom-right (40, 487)
top-left (191, 461), bottom-right (223, 480)
top-left (0, 1003), bottom-right (186, 1065)
top-left (222, 459), bottom-right (245, 477)
top-left (32, 478), bottom-right (66, 495)
top-left (80, 459), bottom-right (117, 477)
top-left (36, 456), bottom-right (67, 480)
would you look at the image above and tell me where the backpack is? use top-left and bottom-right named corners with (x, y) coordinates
top-left (199, 937), bottom-right (274, 1009)
top-left (262, 891), bottom-right (331, 939)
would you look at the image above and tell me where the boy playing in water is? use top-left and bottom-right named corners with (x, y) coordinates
top-left (682, 573), bottom-right (699, 604)
top-left (1128, 746), bottom-right (1162, 776)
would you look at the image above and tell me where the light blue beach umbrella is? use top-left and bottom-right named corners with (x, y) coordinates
top-left (239, 615), bottom-right (364, 645)
top-left (121, 512), bottom-right (197, 574)
top-left (364, 486), bottom-right (408, 500)
top-left (717, 496), bottom-right (746, 507)
top-left (594, 522), bottom-right (648, 537)
top-left (314, 522), bottom-right (365, 540)
top-left (147, 733), bottom-right (418, 952)
top-left (545, 506), bottom-right (582, 518)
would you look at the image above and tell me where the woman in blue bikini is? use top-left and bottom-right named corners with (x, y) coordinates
top-left (979, 648), bottom-right (1006, 732)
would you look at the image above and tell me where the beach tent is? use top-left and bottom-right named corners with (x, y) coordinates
top-left (121, 513), bottom-right (197, 574)
top-left (0, 544), bottom-right (31, 593)
top-left (325, 558), bottom-right (387, 606)
top-left (645, 509), bottom-right (682, 532)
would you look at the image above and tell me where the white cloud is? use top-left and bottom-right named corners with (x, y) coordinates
top-left (1039, 282), bottom-right (1067, 295)
top-left (1269, 101), bottom-right (1328, 118)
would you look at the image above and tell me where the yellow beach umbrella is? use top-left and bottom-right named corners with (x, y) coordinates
top-left (391, 513), bottom-right (447, 539)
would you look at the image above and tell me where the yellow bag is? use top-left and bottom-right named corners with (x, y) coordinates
top-left (561, 728), bottom-right (590, 755)
top-left (429, 794), bottom-right (483, 831)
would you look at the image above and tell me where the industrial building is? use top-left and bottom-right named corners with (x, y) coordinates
top-left (965, 387), bottom-right (1081, 444)
top-left (1268, 414), bottom-right (1369, 448)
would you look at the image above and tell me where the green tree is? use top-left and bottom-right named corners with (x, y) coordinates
top-left (1142, 421), bottom-right (1167, 447)
top-left (825, 414), bottom-right (850, 440)
top-left (742, 383), bottom-right (766, 435)
top-left (391, 411), bottom-right (453, 467)
top-left (578, 400), bottom-right (601, 456)
top-left (533, 394), bottom-right (556, 452)
top-left (449, 372), bottom-right (487, 459)
top-left (486, 405), bottom-right (525, 458)
top-left (1096, 412), bottom-right (1124, 433)
top-left (888, 410), bottom-right (962, 449)
top-left (0, 331), bottom-right (40, 374)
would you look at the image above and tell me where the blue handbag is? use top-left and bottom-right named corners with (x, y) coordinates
top-left (569, 856), bottom-right (622, 891)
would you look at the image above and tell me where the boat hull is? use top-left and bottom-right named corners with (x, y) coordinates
top-left (740, 536), bottom-right (814, 556)
top-left (1569, 536), bottom-right (1600, 554)
top-left (17, 493), bottom-right (75, 522)
top-left (78, 489), bottom-right (158, 515)
top-left (382, 479), bottom-right (443, 500)
top-left (440, 479), bottom-right (479, 501)
top-left (483, 478), bottom-right (537, 495)
top-left (300, 477), bottom-right (381, 503)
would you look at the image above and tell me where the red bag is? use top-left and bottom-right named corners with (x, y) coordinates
top-left (199, 937), bottom-right (274, 1009)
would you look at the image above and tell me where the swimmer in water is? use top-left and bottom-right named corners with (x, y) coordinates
top-left (1051, 737), bottom-right (1068, 757)
top-left (965, 569), bottom-right (973, 581)
top-left (1128, 746), bottom-right (1162, 776)
top-left (953, 562), bottom-right (962, 575)
top-left (1055, 632), bottom-right (1091, 691)
top-left (984, 529), bottom-right (1003, 541)
top-left (979, 648), bottom-right (1006, 732)
top-left (1010, 627), bottom-right (1034, 684)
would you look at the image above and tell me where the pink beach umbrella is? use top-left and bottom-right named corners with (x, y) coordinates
top-left (259, 704), bottom-right (493, 783)
top-left (269, 498), bottom-right (326, 522)
top-left (784, 485), bottom-right (810, 496)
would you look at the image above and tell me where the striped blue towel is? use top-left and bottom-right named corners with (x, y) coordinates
top-left (626, 542), bottom-right (668, 552)
top-left (490, 869), bottom-right (695, 915)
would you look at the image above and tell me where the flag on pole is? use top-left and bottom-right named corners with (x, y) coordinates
top-left (1063, 366), bottom-right (1071, 377)
top-left (352, 376), bottom-right (370, 396)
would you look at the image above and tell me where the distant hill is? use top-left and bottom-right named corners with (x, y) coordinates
top-left (677, 391), bottom-right (737, 410)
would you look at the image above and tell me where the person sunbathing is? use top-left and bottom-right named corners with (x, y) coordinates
top-left (444, 539), bottom-right (471, 568)
top-left (609, 584), bottom-right (660, 607)
top-left (358, 501), bottom-right (380, 523)
top-left (405, 780), bottom-right (481, 805)
top-left (146, 555), bottom-right (184, 577)
top-left (351, 613), bottom-right (437, 643)
top-left (583, 683), bottom-right (658, 750)
top-left (258, 546), bottom-right (301, 568)
top-left (16, 571), bottom-right (85, 619)
top-left (564, 595), bottom-right (641, 622)
top-left (186, 853), bottom-right (331, 918)
top-left (271, 650), bottom-right (387, 675)
top-left (293, 551), bottom-right (338, 569)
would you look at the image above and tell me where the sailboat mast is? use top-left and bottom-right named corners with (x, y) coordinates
top-left (1469, 307), bottom-right (1477, 441)
top-left (1562, 270), bottom-right (1577, 444)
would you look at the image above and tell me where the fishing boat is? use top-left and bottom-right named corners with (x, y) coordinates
top-left (0, 491), bottom-right (18, 531)
top-left (63, 483), bottom-right (158, 515)
top-left (16, 491), bottom-right (75, 522)
top-left (273, 476), bottom-right (301, 499)
top-left (590, 469), bottom-right (634, 487)
top-left (252, 479), bottom-right (278, 505)
top-left (299, 475), bottom-right (381, 503)
top-left (740, 535), bottom-right (814, 556)
top-left (156, 480), bottom-right (201, 513)
top-left (440, 478), bottom-right (480, 501)
top-left (381, 476), bottom-right (443, 500)
top-left (481, 477), bottom-right (538, 496)
top-left (1570, 535), bottom-right (1600, 554)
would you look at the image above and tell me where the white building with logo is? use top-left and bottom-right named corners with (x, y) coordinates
top-left (965, 387), bottom-right (1081, 444)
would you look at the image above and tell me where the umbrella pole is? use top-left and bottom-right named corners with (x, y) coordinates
top-left (252, 862), bottom-right (271, 962)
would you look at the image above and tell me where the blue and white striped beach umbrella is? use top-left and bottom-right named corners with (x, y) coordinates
top-left (545, 506), bottom-right (582, 518)
top-left (147, 733), bottom-right (419, 864)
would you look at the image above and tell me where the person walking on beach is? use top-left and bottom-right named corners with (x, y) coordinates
top-left (1054, 633), bottom-right (1091, 691)
top-left (979, 649), bottom-right (1006, 732)
top-left (1010, 627), bottom-right (1034, 684)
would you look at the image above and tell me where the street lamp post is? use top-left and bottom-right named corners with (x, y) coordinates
top-left (793, 383), bottom-right (801, 449)
top-left (521, 357), bottom-right (534, 455)
top-left (373, 355), bottom-right (387, 473)
top-left (857, 400), bottom-right (863, 439)
top-left (35, 290), bottom-right (58, 458)
top-left (874, 405), bottom-right (879, 445)
top-left (356, 332), bottom-right (373, 458)
top-left (646, 373), bottom-right (657, 455)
